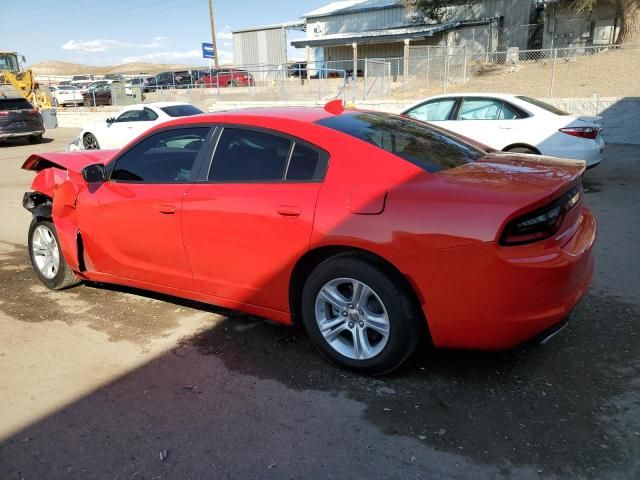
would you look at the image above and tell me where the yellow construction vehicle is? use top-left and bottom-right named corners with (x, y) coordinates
top-left (0, 52), bottom-right (52, 108)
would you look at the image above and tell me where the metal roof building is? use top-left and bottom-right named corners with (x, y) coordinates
top-left (290, 0), bottom-right (538, 74)
top-left (232, 21), bottom-right (305, 68)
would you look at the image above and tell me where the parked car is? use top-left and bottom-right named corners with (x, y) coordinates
top-left (50, 85), bottom-right (83, 106)
top-left (103, 74), bottom-right (123, 81)
top-left (82, 83), bottom-right (112, 106)
top-left (0, 97), bottom-right (44, 144)
top-left (124, 76), bottom-right (154, 95)
top-left (148, 71), bottom-right (197, 90)
top-left (402, 93), bottom-right (605, 168)
top-left (79, 80), bottom-right (111, 94)
top-left (22, 103), bottom-right (595, 374)
top-left (287, 62), bottom-right (307, 78)
top-left (71, 102), bottom-right (203, 150)
top-left (197, 68), bottom-right (254, 88)
top-left (70, 75), bottom-right (95, 87)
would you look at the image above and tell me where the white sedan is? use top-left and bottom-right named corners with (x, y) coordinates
top-left (51, 86), bottom-right (83, 107)
top-left (71, 102), bottom-right (204, 150)
top-left (402, 93), bottom-right (605, 168)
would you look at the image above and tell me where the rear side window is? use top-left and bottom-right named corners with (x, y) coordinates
top-left (516, 96), bottom-right (569, 116)
top-left (111, 127), bottom-right (210, 182)
top-left (209, 128), bottom-right (328, 182)
top-left (316, 112), bottom-right (484, 173)
top-left (0, 99), bottom-right (34, 110)
top-left (161, 105), bottom-right (204, 117)
top-left (209, 128), bottom-right (291, 181)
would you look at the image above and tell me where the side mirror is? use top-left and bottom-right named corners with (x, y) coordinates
top-left (106, 117), bottom-right (115, 124)
top-left (82, 164), bottom-right (106, 183)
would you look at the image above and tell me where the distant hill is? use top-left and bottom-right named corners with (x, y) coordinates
top-left (28, 60), bottom-right (207, 76)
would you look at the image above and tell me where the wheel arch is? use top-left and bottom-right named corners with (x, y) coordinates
top-left (502, 143), bottom-right (541, 154)
top-left (289, 245), bottom-right (429, 338)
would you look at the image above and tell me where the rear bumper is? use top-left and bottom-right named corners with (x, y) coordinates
top-left (393, 208), bottom-right (596, 350)
top-left (542, 136), bottom-right (604, 168)
top-left (0, 129), bottom-right (45, 139)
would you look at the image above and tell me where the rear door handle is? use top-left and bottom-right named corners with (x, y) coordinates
top-left (276, 205), bottom-right (302, 217)
top-left (157, 204), bottom-right (176, 214)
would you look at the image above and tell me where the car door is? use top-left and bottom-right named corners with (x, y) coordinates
top-left (100, 109), bottom-right (144, 149)
top-left (76, 126), bottom-right (215, 290)
top-left (181, 126), bottom-right (328, 313)
top-left (444, 97), bottom-right (525, 149)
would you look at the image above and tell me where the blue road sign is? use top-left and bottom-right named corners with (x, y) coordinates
top-left (202, 43), bottom-right (215, 59)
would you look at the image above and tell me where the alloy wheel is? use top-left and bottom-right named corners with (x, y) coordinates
top-left (314, 277), bottom-right (390, 360)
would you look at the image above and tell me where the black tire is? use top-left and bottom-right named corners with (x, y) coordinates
top-left (28, 219), bottom-right (81, 290)
top-left (83, 98), bottom-right (91, 107)
top-left (28, 134), bottom-right (43, 144)
top-left (301, 255), bottom-right (423, 375)
top-left (506, 146), bottom-right (537, 154)
top-left (227, 80), bottom-right (237, 87)
top-left (83, 133), bottom-right (100, 150)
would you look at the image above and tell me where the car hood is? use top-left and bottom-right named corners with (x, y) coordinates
top-left (22, 150), bottom-right (119, 173)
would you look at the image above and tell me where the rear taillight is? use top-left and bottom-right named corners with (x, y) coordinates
top-left (28, 108), bottom-right (39, 115)
top-left (0, 111), bottom-right (8, 116)
top-left (559, 126), bottom-right (599, 140)
top-left (500, 184), bottom-right (582, 246)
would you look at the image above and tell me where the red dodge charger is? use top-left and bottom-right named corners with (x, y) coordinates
top-left (22, 102), bottom-right (596, 374)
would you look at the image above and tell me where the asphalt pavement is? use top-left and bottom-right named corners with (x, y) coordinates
top-left (0, 129), bottom-right (638, 479)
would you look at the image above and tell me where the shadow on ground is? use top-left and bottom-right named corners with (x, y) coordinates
top-left (0, 243), bottom-right (639, 479)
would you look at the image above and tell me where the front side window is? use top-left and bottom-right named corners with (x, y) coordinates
top-left (316, 112), bottom-right (484, 173)
top-left (111, 127), bottom-right (210, 183)
top-left (116, 110), bottom-right (142, 122)
top-left (405, 99), bottom-right (456, 122)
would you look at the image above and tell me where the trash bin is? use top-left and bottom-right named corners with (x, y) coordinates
top-left (40, 108), bottom-right (58, 129)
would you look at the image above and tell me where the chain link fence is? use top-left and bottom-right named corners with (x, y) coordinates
top-left (52, 42), bottom-right (639, 109)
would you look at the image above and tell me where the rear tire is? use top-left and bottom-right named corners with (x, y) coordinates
top-left (505, 146), bottom-right (537, 154)
top-left (28, 219), bottom-right (81, 290)
top-left (301, 255), bottom-right (423, 375)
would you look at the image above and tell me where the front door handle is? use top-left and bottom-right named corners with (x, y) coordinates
top-left (276, 205), bottom-right (302, 217)
top-left (157, 204), bottom-right (176, 214)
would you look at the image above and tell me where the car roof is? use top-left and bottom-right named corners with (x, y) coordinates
top-left (161, 106), bottom-right (336, 127)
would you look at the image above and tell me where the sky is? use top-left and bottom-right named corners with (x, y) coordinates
top-left (0, 0), bottom-right (333, 67)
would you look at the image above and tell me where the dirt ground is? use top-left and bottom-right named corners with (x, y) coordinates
top-left (0, 129), bottom-right (639, 479)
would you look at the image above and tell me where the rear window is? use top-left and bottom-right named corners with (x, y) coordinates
top-left (160, 105), bottom-right (204, 117)
top-left (316, 112), bottom-right (484, 172)
top-left (516, 96), bottom-right (569, 116)
top-left (0, 98), bottom-right (34, 111)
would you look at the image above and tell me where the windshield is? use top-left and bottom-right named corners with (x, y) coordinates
top-left (160, 104), bottom-right (204, 117)
top-left (316, 111), bottom-right (485, 173)
top-left (517, 96), bottom-right (570, 116)
top-left (0, 53), bottom-right (19, 73)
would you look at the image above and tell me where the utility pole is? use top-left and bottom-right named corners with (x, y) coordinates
top-left (208, 0), bottom-right (220, 68)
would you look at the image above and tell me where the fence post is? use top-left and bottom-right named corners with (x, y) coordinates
top-left (426, 47), bottom-right (430, 93)
top-left (363, 60), bottom-right (367, 101)
top-left (444, 51), bottom-right (449, 92)
top-left (463, 46), bottom-right (468, 85)
top-left (549, 47), bottom-right (557, 96)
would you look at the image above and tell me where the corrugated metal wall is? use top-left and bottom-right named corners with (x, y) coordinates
top-left (233, 28), bottom-right (287, 67)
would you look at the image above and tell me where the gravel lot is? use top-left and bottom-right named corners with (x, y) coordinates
top-left (0, 128), bottom-right (639, 479)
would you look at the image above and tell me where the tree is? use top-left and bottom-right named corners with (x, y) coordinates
top-left (400, 1), bottom-right (470, 24)
top-left (571, 0), bottom-right (640, 44)
top-left (403, 0), bottom-right (640, 44)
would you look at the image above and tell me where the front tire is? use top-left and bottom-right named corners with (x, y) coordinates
top-left (83, 133), bottom-right (100, 150)
top-left (28, 219), bottom-right (81, 290)
top-left (301, 255), bottom-right (423, 375)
